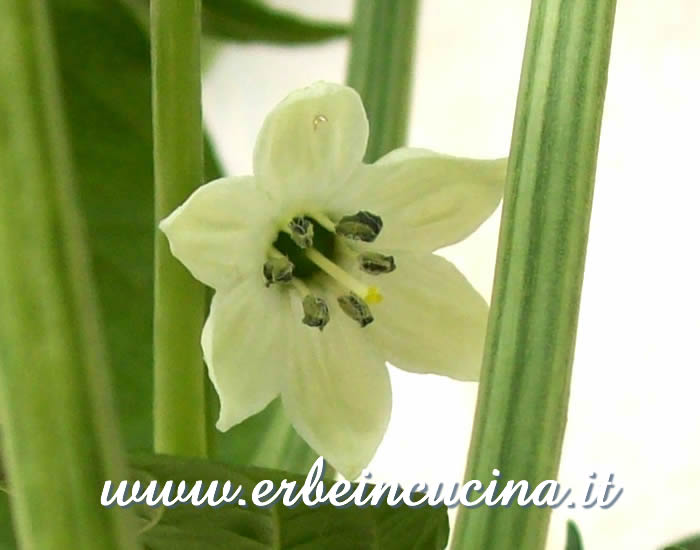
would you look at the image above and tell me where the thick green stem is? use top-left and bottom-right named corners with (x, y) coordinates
top-left (0, 1), bottom-right (138, 548)
top-left (451, 1), bottom-right (616, 549)
top-left (151, 0), bottom-right (207, 456)
top-left (347, 0), bottom-right (419, 162)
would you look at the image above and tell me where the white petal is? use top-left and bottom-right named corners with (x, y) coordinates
top-left (366, 252), bottom-right (489, 381)
top-left (282, 303), bottom-right (391, 479)
top-left (253, 82), bottom-right (368, 208)
top-left (160, 177), bottom-right (277, 290)
top-left (203, 278), bottom-right (290, 431)
top-left (333, 148), bottom-right (505, 253)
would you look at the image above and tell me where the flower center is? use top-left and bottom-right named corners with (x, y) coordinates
top-left (264, 210), bottom-right (395, 330)
top-left (272, 218), bottom-right (335, 279)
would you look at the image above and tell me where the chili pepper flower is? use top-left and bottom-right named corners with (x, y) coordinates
top-left (160, 82), bottom-right (505, 478)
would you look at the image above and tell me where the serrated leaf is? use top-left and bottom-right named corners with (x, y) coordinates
top-left (130, 454), bottom-right (449, 550)
top-left (565, 520), bottom-right (584, 550)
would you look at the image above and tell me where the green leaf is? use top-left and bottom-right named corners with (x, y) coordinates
top-left (0, 495), bottom-right (15, 550)
top-left (50, 0), bottom-right (155, 451)
top-left (202, 0), bottom-right (349, 43)
top-left (123, 0), bottom-right (348, 44)
top-left (565, 521), bottom-right (584, 550)
top-left (0, 417), bottom-right (16, 547)
top-left (0, 460), bottom-right (14, 549)
top-left (662, 534), bottom-right (700, 550)
top-left (48, 0), bottom-right (316, 469)
top-left (130, 454), bottom-right (449, 550)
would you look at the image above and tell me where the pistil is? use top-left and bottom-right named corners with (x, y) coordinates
top-left (311, 212), bottom-right (336, 233)
top-left (305, 248), bottom-right (382, 304)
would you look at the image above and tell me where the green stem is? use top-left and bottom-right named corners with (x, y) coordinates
top-left (450, 2), bottom-right (616, 549)
top-left (347, 0), bottom-right (419, 162)
top-left (151, 0), bottom-right (207, 457)
top-left (0, 1), bottom-right (138, 548)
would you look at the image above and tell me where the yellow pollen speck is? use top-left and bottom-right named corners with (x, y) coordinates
top-left (313, 114), bottom-right (328, 130)
top-left (365, 287), bottom-right (383, 304)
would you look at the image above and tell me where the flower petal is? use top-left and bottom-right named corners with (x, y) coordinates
top-left (203, 278), bottom-right (290, 431)
top-left (282, 303), bottom-right (391, 479)
top-left (159, 177), bottom-right (276, 290)
top-left (253, 82), bottom-right (369, 207)
top-left (366, 252), bottom-right (489, 381)
top-left (334, 148), bottom-right (506, 253)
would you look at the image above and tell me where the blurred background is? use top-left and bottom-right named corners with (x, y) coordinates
top-left (202, 0), bottom-right (700, 548)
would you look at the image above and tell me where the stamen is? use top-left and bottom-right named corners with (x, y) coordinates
top-left (310, 211), bottom-right (337, 233)
top-left (302, 295), bottom-right (330, 330)
top-left (305, 248), bottom-right (382, 304)
top-left (358, 252), bottom-right (396, 275)
top-left (338, 293), bottom-right (374, 327)
top-left (263, 256), bottom-right (294, 287)
top-left (335, 211), bottom-right (383, 242)
top-left (290, 277), bottom-right (310, 295)
top-left (287, 216), bottom-right (314, 248)
top-left (291, 279), bottom-right (330, 330)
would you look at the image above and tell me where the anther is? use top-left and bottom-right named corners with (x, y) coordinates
top-left (338, 293), bottom-right (374, 327)
top-left (358, 252), bottom-right (396, 275)
top-left (288, 216), bottom-right (314, 248)
top-left (302, 295), bottom-right (330, 330)
top-left (335, 211), bottom-right (383, 242)
top-left (263, 256), bottom-right (294, 287)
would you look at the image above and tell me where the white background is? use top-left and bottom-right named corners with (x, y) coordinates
top-left (203, 1), bottom-right (700, 548)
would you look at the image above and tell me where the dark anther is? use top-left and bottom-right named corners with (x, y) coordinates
top-left (358, 252), bottom-right (396, 275)
top-left (263, 257), bottom-right (294, 287)
top-left (335, 211), bottom-right (383, 242)
top-left (302, 295), bottom-right (330, 330)
top-left (337, 293), bottom-right (374, 327)
top-left (289, 216), bottom-right (314, 248)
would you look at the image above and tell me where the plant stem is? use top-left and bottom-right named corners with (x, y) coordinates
top-left (0, 1), bottom-right (138, 548)
top-left (347, 0), bottom-right (419, 162)
top-left (451, 1), bottom-right (616, 549)
top-left (151, 0), bottom-right (208, 457)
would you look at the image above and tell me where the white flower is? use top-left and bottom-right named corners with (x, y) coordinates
top-left (160, 82), bottom-right (505, 478)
